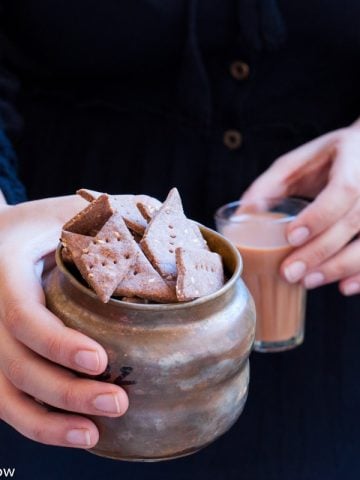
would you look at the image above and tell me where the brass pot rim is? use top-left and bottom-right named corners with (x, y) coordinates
top-left (56, 224), bottom-right (242, 311)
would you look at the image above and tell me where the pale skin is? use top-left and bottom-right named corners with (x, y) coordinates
top-left (242, 119), bottom-right (360, 295)
top-left (0, 196), bottom-right (129, 448)
top-left (0, 122), bottom-right (359, 448)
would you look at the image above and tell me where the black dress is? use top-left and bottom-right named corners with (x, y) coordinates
top-left (0, 1), bottom-right (359, 479)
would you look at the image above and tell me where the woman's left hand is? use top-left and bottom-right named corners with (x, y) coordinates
top-left (241, 120), bottom-right (360, 296)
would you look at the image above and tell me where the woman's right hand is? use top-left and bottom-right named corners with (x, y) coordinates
top-left (0, 196), bottom-right (129, 448)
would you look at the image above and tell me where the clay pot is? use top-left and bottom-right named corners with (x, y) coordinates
top-left (44, 226), bottom-right (255, 461)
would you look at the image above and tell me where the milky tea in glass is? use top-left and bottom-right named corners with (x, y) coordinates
top-left (215, 199), bottom-right (308, 352)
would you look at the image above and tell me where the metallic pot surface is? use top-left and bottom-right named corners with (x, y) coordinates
top-left (44, 226), bottom-right (255, 461)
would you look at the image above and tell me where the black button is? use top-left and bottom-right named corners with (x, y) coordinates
top-left (230, 61), bottom-right (250, 81)
top-left (223, 130), bottom-right (243, 150)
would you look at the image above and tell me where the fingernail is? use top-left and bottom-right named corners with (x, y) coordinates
top-left (66, 428), bottom-right (91, 446)
top-left (284, 261), bottom-right (306, 283)
top-left (93, 393), bottom-right (122, 414)
top-left (74, 350), bottom-right (100, 372)
top-left (288, 226), bottom-right (310, 246)
top-left (304, 272), bottom-right (325, 289)
top-left (343, 282), bottom-right (360, 296)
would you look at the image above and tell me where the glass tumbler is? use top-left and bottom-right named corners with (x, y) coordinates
top-left (215, 198), bottom-right (308, 353)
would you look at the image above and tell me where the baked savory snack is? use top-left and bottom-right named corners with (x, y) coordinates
top-left (61, 188), bottom-right (224, 303)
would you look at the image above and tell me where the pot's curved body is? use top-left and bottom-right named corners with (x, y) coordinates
top-left (44, 226), bottom-right (255, 461)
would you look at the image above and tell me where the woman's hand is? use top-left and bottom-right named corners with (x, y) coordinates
top-left (241, 121), bottom-right (360, 295)
top-left (0, 196), bottom-right (129, 448)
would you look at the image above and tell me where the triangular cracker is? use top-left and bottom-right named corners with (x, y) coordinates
top-left (63, 194), bottom-right (114, 236)
top-left (76, 189), bottom-right (147, 235)
top-left (114, 249), bottom-right (177, 303)
top-left (76, 188), bottom-right (102, 202)
top-left (62, 213), bottom-right (138, 303)
top-left (135, 194), bottom-right (162, 222)
top-left (140, 188), bottom-right (208, 279)
top-left (109, 195), bottom-right (148, 235)
top-left (61, 231), bottom-right (92, 264)
top-left (175, 247), bottom-right (224, 301)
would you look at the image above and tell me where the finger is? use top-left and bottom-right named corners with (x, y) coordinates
top-left (0, 325), bottom-right (128, 417)
top-left (241, 131), bottom-right (336, 202)
top-left (286, 132), bottom-right (360, 247)
top-left (282, 199), bottom-right (360, 283)
top-left (0, 196), bottom-right (88, 256)
top-left (299, 238), bottom-right (360, 290)
top-left (339, 273), bottom-right (360, 296)
top-left (286, 180), bottom-right (358, 247)
top-left (0, 371), bottom-right (99, 448)
top-left (0, 255), bottom-right (108, 376)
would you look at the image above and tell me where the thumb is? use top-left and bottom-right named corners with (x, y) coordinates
top-left (239, 162), bottom-right (290, 214)
top-left (240, 166), bottom-right (288, 207)
top-left (241, 130), bottom-right (337, 204)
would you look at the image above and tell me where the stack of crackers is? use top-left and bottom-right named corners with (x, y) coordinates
top-left (61, 188), bottom-right (224, 304)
